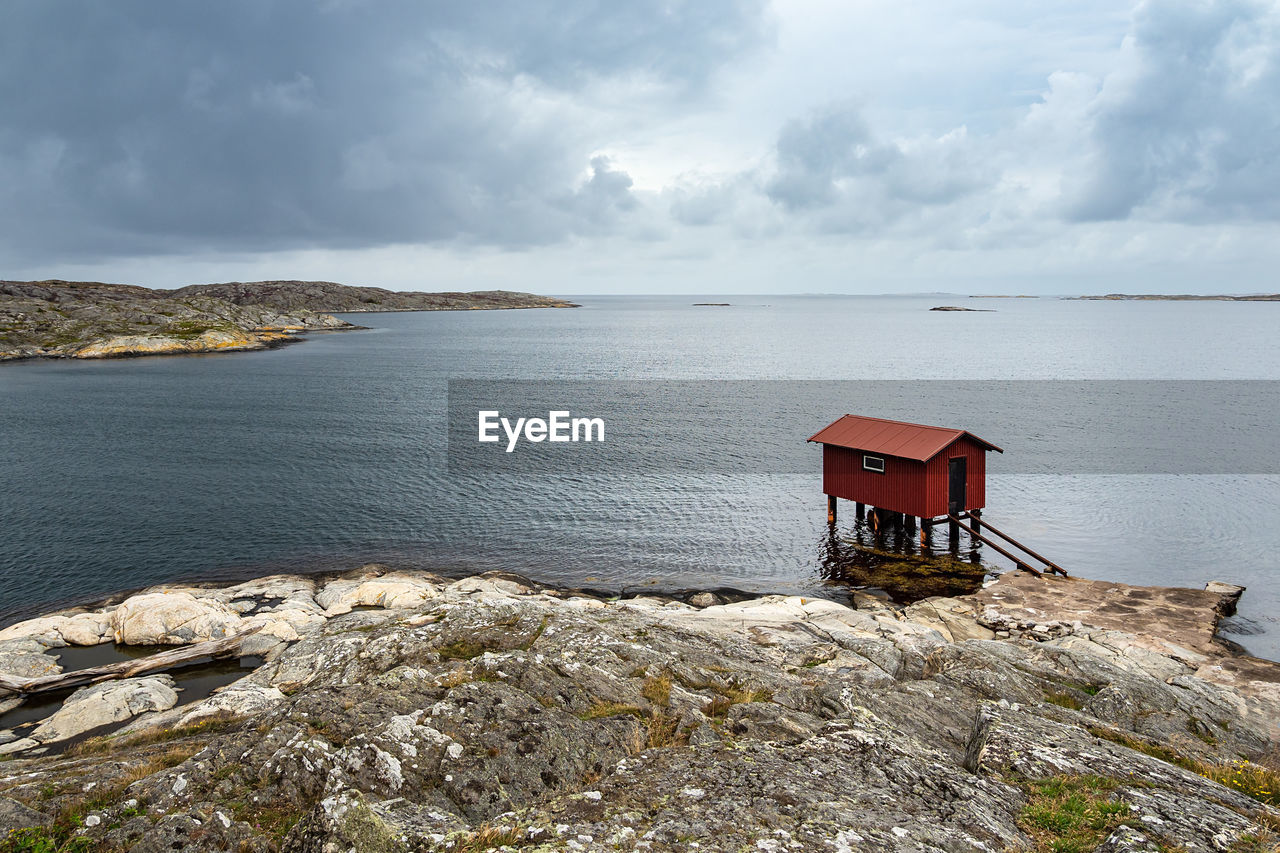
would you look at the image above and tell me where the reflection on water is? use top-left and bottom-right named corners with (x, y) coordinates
top-left (0, 647), bottom-right (263, 736)
top-left (818, 518), bottom-right (996, 602)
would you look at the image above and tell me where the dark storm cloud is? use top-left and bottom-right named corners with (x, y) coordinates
top-left (0, 0), bottom-right (769, 260)
top-left (1064, 0), bottom-right (1280, 222)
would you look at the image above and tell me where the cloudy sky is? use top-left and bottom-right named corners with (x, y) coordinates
top-left (2, 0), bottom-right (1278, 294)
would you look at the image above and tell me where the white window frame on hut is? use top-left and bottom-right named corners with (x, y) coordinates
top-left (862, 454), bottom-right (885, 473)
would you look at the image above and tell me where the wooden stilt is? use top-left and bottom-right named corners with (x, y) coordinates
top-left (905, 515), bottom-right (917, 533)
top-left (827, 495), bottom-right (837, 524)
top-left (948, 518), bottom-right (960, 549)
top-left (970, 509), bottom-right (982, 535)
top-left (855, 502), bottom-right (865, 520)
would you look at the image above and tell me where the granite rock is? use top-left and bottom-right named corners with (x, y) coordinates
top-left (32, 676), bottom-right (179, 743)
top-left (111, 592), bottom-right (243, 645)
top-left (1, 571), bottom-right (1276, 851)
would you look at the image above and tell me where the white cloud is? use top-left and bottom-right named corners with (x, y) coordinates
top-left (663, 0), bottom-right (1280, 260)
top-left (1061, 0), bottom-right (1280, 221)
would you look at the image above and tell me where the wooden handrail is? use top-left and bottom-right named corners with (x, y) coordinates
top-left (946, 515), bottom-right (1042, 577)
top-left (971, 516), bottom-right (1069, 576)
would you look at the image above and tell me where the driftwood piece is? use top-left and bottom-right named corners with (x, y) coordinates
top-left (0, 628), bottom-right (261, 696)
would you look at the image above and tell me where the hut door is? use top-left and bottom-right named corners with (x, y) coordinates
top-left (948, 457), bottom-right (967, 515)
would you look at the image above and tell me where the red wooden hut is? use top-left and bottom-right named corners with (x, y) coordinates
top-left (807, 414), bottom-right (1002, 527)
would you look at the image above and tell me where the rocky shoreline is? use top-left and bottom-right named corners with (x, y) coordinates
top-left (1069, 294), bottom-right (1280, 301)
top-left (1, 567), bottom-right (1278, 851)
top-left (0, 280), bottom-right (577, 362)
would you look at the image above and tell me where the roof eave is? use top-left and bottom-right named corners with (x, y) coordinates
top-left (963, 433), bottom-right (1003, 454)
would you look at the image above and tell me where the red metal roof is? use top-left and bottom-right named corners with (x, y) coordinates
top-left (807, 414), bottom-right (1002, 461)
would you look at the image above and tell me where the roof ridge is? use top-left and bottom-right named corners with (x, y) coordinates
top-left (807, 414), bottom-right (1002, 459)
top-left (837, 413), bottom-right (960, 434)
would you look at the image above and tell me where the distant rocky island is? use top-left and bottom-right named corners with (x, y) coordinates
top-left (930, 305), bottom-right (993, 312)
top-left (169, 280), bottom-right (579, 314)
top-left (1070, 293), bottom-right (1280, 301)
top-left (0, 280), bottom-right (578, 361)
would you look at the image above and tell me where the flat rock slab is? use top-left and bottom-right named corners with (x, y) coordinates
top-left (971, 573), bottom-right (1231, 659)
top-left (31, 675), bottom-right (178, 743)
top-left (0, 795), bottom-right (48, 829)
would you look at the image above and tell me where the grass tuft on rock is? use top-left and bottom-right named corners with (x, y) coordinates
top-left (229, 801), bottom-right (307, 842)
top-left (641, 672), bottom-right (672, 706)
top-left (578, 701), bottom-right (644, 721)
top-left (1044, 690), bottom-right (1084, 711)
top-left (1019, 775), bottom-right (1130, 853)
top-left (1085, 724), bottom-right (1279, 812)
top-left (1230, 830), bottom-right (1280, 853)
top-left (704, 694), bottom-right (733, 720)
top-left (1197, 759), bottom-right (1279, 808)
top-left (703, 681), bottom-right (773, 721)
top-left (2, 826), bottom-right (95, 852)
top-left (452, 824), bottom-right (528, 851)
top-left (1086, 725), bottom-right (1198, 771)
top-left (436, 639), bottom-right (487, 661)
top-left (636, 711), bottom-right (685, 752)
top-left (67, 713), bottom-right (241, 757)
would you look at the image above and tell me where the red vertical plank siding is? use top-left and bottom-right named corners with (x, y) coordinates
top-left (822, 446), bottom-right (931, 517)
top-left (969, 442), bottom-right (986, 510)
top-left (823, 436), bottom-right (990, 519)
top-left (924, 453), bottom-right (944, 517)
